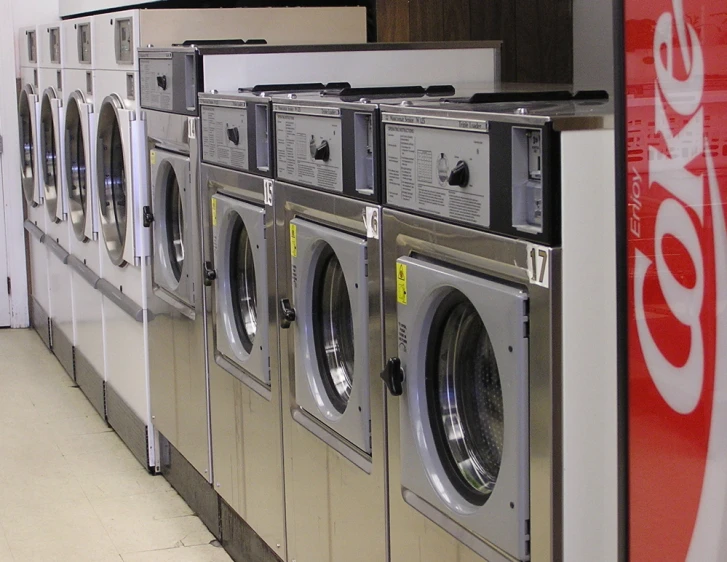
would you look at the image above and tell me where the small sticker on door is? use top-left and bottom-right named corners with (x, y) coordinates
top-left (150, 150), bottom-right (156, 165)
top-left (211, 198), bottom-right (217, 227)
top-left (290, 223), bottom-right (298, 258)
top-left (396, 262), bottom-right (407, 305)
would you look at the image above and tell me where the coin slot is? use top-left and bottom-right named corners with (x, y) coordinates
top-left (354, 112), bottom-right (374, 195)
top-left (114, 18), bottom-right (133, 64)
top-left (255, 104), bottom-right (270, 172)
top-left (511, 127), bottom-right (544, 234)
top-left (77, 23), bottom-right (91, 64)
top-left (49, 27), bottom-right (61, 64)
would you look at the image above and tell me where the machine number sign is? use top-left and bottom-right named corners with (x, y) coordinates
top-left (526, 243), bottom-right (549, 288)
top-left (264, 179), bottom-right (273, 206)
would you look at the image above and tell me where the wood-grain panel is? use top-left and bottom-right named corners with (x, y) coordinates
top-left (470, 0), bottom-right (518, 81)
top-left (409, 0), bottom-right (445, 41)
top-left (516, 0), bottom-right (573, 83)
top-left (376, 0), bottom-right (409, 42)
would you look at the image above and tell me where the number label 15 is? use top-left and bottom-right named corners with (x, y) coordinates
top-left (527, 244), bottom-right (550, 288)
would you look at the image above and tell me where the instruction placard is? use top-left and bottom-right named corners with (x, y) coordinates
top-left (396, 262), bottom-right (407, 305)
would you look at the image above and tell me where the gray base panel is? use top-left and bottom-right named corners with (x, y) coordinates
top-left (159, 434), bottom-right (220, 539)
top-left (51, 323), bottom-right (75, 381)
top-left (220, 500), bottom-right (283, 562)
top-left (106, 385), bottom-right (150, 470)
top-left (31, 298), bottom-right (51, 349)
top-left (75, 349), bottom-right (106, 419)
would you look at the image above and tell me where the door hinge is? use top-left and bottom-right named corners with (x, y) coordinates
top-left (6, 277), bottom-right (10, 295)
top-left (0, 134), bottom-right (4, 155)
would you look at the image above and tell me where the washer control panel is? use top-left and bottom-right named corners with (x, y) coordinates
top-left (384, 123), bottom-right (490, 228)
top-left (139, 50), bottom-right (198, 115)
top-left (201, 103), bottom-right (250, 171)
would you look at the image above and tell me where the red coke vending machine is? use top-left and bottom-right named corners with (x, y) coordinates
top-left (624, 0), bottom-right (727, 559)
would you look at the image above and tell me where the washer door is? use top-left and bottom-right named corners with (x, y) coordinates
top-left (40, 90), bottom-right (61, 223)
top-left (96, 95), bottom-right (134, 266)
top-left (151, 149), bottom-right (194, 307)
top-left (65, 91), bottom-right (91, 242)
top-left (18, 86), bottom-right (38, 206)
top-left (212, 193), bottom-right (270, 388)
top-left (396, 255), bottom-right (530, 561)
top-left (291, 218), bottom-right (371, 455)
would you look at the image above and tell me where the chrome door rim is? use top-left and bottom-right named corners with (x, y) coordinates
top-left (18, 87), bottom-right (36, 206)
top-left (162, 163), bottom-right (185, 283)
top-left (311, 244), bottom-right (355, 414)
top-left (65, 92), bottom-right (88, 241)
top-left (227, 213), bottom-right (258, 354)
top-left (40, 90), bottom-right (59, 221)
top-left (425, 290), bottom-right (504, 507)
top-left (96, 95), bottom-right (127, 266)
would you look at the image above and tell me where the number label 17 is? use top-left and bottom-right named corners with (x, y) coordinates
top-left (527, 244), bottom-right (550, 288)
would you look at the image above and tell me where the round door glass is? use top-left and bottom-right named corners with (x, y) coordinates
top-left (65, 97), bottom-right (87, 240)
top-left (312, 245), bottom-right (354, 414)
top-left (40, 95), bottom-right (58, 219)
top-left (426, 291), bottom-right (504, 506)
top-left (97, 102), bottom-right (127, 265)
top-left (164, 167), bottom-right (184, 282)
top-left (229, 215), bottom-right (257, 354)
top-left (18, 92), bottom-right (35, 203)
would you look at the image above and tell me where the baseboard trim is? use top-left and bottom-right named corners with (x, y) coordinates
top-left (51, 323), bottom-right (75, 381)
top-left (219, 499), bottom-right (284, 562)
top-left (75, 349), bottom-right (106, 419)
top-left (31, 298), bottom-right (50, 349)
top-left (106, 385), bottom-right (151, 471)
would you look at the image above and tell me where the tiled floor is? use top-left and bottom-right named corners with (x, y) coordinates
top-left (0, 329), bottom-right (233, 562)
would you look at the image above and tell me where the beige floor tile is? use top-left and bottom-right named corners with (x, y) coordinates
top-left (121, 544), bottom-right (232, 562)
top-left (99, 512), bottom-right (212, 554)
top-left (0, 530), bottom-right (13, 562)
top-left (64, 445), bottom-right (147, 477)
top-left (0, 469), bottom-right (86, 508)
top-left (9, 538), bottom-right (122, 562)
top-left (44, 411), bottom-right (112, 439)
top-left (90, 489), bottom-right (194, 522)
top-left (79, 465), bottom-right (172, 501)
top-left (56, 429), bottom-right (126, 457)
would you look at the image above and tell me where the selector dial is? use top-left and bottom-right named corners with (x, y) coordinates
top-left (226, 126), bottom-right (240, 146)
top-left (156, 75), bottom-right (167, 90)
top-left (448, 160), bottom-right (470, 187)
top-left (314, 140), bottom-right (330, 162)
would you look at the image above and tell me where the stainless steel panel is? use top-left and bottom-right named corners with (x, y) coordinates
top-left (275, 181), bottom-right (387, 562)
top-left (382, 208), bottom-right (560, 562)
top-left (200, 163), bottom-right (287, 559)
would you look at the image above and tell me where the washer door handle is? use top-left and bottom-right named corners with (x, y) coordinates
top-left (142, 205), bottom-right (154, 228)
top-left (381, 357), bottom-right (404, 396)
top-left (203, 261), bottom-right (217, 286)
top-left (280, 298), bottom-right (296, 329)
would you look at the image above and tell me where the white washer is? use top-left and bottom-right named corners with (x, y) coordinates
top-left (63, 16), bottom-right (106, 416)
top-left (39, 22), bottom-right (75, 378)
top-left (19, 26), bottom-right (51, 349)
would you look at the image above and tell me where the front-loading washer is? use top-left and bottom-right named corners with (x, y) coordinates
top-left (63, 16), bottom-right (106, 416)
top-left (19, 26), bottom-right (51, 349)
top-left (379, 97), bottom-right (617, 562)
top-left (39, 22), bottom-right (75, 378)
top-left (139, 5), bottom-right (369, 493)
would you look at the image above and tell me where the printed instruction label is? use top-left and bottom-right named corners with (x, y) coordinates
top-left (396, 262), bottom-right (408, 305)
top-left (290, 223), bottom-right (298, 258)
top-left (275, 113), bottom-right (343, 192)
top-left (140, 58), bottom-right (173, 111)
top-left (385, 124), bottom-right (490, 228)
top-left (201, 105), bottom-right (249, 170)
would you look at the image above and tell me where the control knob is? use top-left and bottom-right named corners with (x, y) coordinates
top-left (313, 140), bottom-right (330, 162)
top-left (448, 160), bottom-right (469, 187)
top-left (226, 127), bottom-right (240, 146)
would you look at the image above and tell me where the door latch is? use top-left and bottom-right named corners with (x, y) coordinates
top-left (381, 357), bottom-right (404, 396)
top-left (279, 298), bottom-right (296, 329)
top-left (142, 206), bottom-right (154, 228)
top-left (203, 262), bottom-right (216, 286)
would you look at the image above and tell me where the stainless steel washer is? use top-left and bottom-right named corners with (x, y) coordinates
top-left (379, 96), bottom-right (617, 562)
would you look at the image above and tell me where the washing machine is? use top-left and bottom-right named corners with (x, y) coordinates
top-left (63, 16), bottom-right (106, 416)
top-left (378, 97), bottom-right (617, 561)
top-left (38, 22), bottom-right (75, 378)
top-left (270, 83), bottom-right (493, 562)
top-left (19, 26), bottom-right (51, 348)
top-left (140, 5), bottom-right (369, 487)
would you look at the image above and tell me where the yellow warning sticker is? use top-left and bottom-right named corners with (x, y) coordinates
top-left (290, 224), bottom-right (298, 258)
top-left (396, 263), bottom-right (407, 305)
top-left (211, 198), bottom-right (217, 227)
top-left (150, 150), bottom-right (156, 166)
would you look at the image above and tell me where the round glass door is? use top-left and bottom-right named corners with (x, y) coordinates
top-left (65, 97), bottom-right (87, 240)
top-left (312, 245), bottom-right (355, 414)
top-left (163, 166), bottom-right (185, 282)
top-left (228, 214), bottom-right (257, 354)
top-left (18, 91), bottom-right (35, 204)
top-left (96, 100), bottom-right (127, 265)
top-left (40, 95), bottom-right (58, 220)
top-left (426, 291), bottom-right (504, 507)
